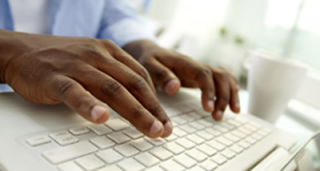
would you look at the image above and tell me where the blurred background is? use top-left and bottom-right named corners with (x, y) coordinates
top-left (126, 0), bottom-right (320, 84)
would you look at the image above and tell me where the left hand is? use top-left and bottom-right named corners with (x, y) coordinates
top-left (123, 40), bottom-right (240, 121)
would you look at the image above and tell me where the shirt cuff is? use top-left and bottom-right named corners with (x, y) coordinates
top-left (0, 84), bottom-right (14, 93)
top-left (98, 18), bottom-right (157, 47)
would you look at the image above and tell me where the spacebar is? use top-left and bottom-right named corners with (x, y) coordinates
top-left (42, 141), bottom-right (98, 164)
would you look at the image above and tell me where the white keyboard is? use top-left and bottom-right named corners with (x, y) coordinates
top-left (25, 101), bottom-right (272, 171)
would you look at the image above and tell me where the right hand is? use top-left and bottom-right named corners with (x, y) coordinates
top-left (2, 31), bottom-right (172, 138)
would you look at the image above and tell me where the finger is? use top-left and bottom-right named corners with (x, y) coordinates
top-left (96, 59), bottom-right (172, 137)
top-left (52, 75), bottom-right (110, 124)
top-left (102, 40), bottom-right (156, 95)
top-left (72, 65), bottom-right (171, 138)
top-left (211, 69), bottom-right (230, 121)
top-left (173, 61), bottom-right (215, 113)
top-left (143, 58), bottom-right (181, 95)
top-left (216, 67), bottom-right (240, 113)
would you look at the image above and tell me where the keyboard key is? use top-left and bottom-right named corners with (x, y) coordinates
top-left (221, 122), bottom-right (236, 130)
top-left (213, 125), bottom-right (228, 133)
top-left (55, 135), bottom-right (79, 146)
top-left (221, 149), bottom-right (236, 159)
top-left (211, 154), bottom-right (227, 165)
top-left (207, 140), bottom-right (225, 151)
top-left (75, 155), bottom-right (104, 171)
top-left (150, 147), bottom-right (173, 161)
top-left (197, 144), bottom-right (217, 156)
top-left (200, 160), bottom-right (218, 171)
top-left (189, 122), bottom-right (205, 130)
top-left (189, 166), bottom-right (206, 171)
top-left (43, 141), bottom-right (98, 164)
top-left (57, 161), bottom-right (84, 171)
top-left (252, 133), bottom-right (263, 140)
top-left (196, 130), bottom-right (214, 140)
top-left (179, 125), bottom-right (197, 133)
top-left (148, 166), bottom-right (165, 171)
top-left (224, 133), bottom-right (240, 142)
top-left (114, 143), bottom-right (139, 157)
top-left (164, 134), bottom-right (178, 142)
top-left (123, 128), bottom-right (143, 139)
top-left (163, 142), bottom-right (185, 155)
top-left (186, 149), bottom-right (208, 162)
top-left (164, 107), bottom-right (182, 117)
top-left (98, 165), bottom-right (122, 171)
top-left (160, 160), bottom-right (184, 171)
top-left (205, 128), bottom-right (222, 137)
top-left (175, 138), bottom-right (196, 149)
top-left (108, 132), bottom-right (131, 144)
top-left (49, 131), bottom-right (71, 140)
top-left (184, 113), bottom-right (199, 121)
top-left (172, 127), bottom-right (187, 137)
top-left (171, 116), bottom-right (187, 125)
top-left (118, 158), bottom-right (145, 171)
top-left (234, 116), bottom-right (248, 124)
top-left (105, 118), bottom-right (130, 131)
top-left (174, 154), bottom-right (197, 168)
top-left (26, 135), bottom-right (51, 147)
top-left (88, 125), bottom-right (112, 136)
top-left (230, 130), bottom-right (246, 139)
top-left (69, 127), bottom-right (90, 135)
top-left (238, 126), bottom-right (252, 135)
top-left (237, 140), bottom-right (250, 149)
top-left (243, 124), bottom-right (257, 132)
top-left (216, 137), bottom-right (233, 146)
top-left (229, 144), bottom-right (244, 154)
top-left (244, 137), bottom-right (257, 145)
top-left (197, 119), bottom-right (214, 127)
top-left (131, 138), bottom-right (153, 151)
top-left (250, 122), bottom-right (262, 129)
top-left (90, 136), bottom-right (115, 149)
top-left (227, 119), bottom-right (242, 127)
top-left (187, 134), bottom-right (205, 145)
top-left (96, 149), bottom-right (123, 164)
top-left (188, 112), bottom-right (202, 119)
top-left (145, 137), bottom-right (166, 146)
top-left (135, 152), bottom-right (160, 167)
top-left (180, 114), bottom-right (196, 122)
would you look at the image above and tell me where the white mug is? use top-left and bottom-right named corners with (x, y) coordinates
top-left (247, 51), bottom-right (308, 123)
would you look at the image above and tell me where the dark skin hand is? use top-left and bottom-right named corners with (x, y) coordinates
top-left (0, 29), bottom-right (172, 138)
top-left (123, 40), bottom-right (241, 120)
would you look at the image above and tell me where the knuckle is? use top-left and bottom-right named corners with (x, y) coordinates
top-left (137, 68), bottom-right (150, 81)
top-left (130, 74), bottom-right (148, 91)
top-left (197, 68), bottom-right (211, 78)
top-left (219, 95), bottom-right (230, 104)
top-left (101, 80), bottom-right (122, 98)
top-left (216, 71), bottom-right (229, 81)
top-left (132, 106), bottom-right (145, 120)
top-left (57, 79), bottom-right (74, 97)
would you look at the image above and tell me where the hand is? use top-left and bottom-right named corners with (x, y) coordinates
top-left (123, 40), bottom-right (240, 121)
top-left (0, 30), bottom-right (172, 138)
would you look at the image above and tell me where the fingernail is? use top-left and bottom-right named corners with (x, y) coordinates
top-left (217, 111), bottom-right (224, 119)
top-left (163, 121), bottom-right (173, 136)
top-left (150, 120), bottom-right (163, 136)
top-left (208, 100), bottom-right (214, 112)
top-left (165, 80), bottom-right (179, 93)
top-left (91, 105), bottom-right (106, 121)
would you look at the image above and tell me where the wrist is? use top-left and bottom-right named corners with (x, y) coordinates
top-left (0, 30), bottom-right (34, 83)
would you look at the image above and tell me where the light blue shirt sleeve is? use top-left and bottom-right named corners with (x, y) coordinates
top-left (97, 0), bottom-right (156, 47)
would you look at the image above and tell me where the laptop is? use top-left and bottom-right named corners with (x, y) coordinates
top-left (0, 89), bottom-right (297, 171)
